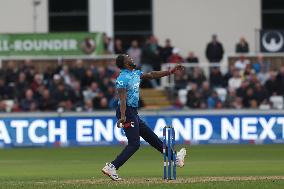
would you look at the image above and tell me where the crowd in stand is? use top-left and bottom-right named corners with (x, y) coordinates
top-left (0, 33), bottom-right (283, 112)
top-left (174, 55), bottom-right (284, 109)
top-left (0, 60), bottom-right (121, 112)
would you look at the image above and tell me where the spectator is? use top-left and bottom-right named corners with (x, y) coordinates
top-left (224, 88), bottom-right (237, 108)
top-left (127, 40), bottom-right (142, 67)
top-left (276, 66), bottom-right (284, 95)
top-left (207, 91), bottom-right (222, 109)
top-left (188, 67), bottom-right (206, 87)
top-left (242, 87), bottom-right (257, 108)
top-left (243, 63), bottom-right (254, 78)
top-left (100, 77), bottom-right (113, 93)
top-left (210, 67), bottom-right (224, 87)
top-left (236, 80), bottom-right (249, 97)
top-left (257, 65), bottom-right (270, 85)
top-left (254, 82), bottom-right (268, 105)
top-left (83, 82), bottom-right (101, 101)
top-left (236, 37), bottom-right (249, 53)
top-left (186, 52), bottom-right (199, 63)
top-left (52, 83), bottom-right (74, 111)
top-left (0, 78), bottom-right (13, 100)
top-left (186, 83), bottom-right (201, 108)
top-left (252, 54), bottom-right (270, 74)
top-left (160, 38), bottom-right (173, 63)
top-left (205, 34), bottom-right (224, 63)
top-left (105, 86), bottom-right (116, 101)
top-left (97, 97), bottom-right (109, 110)
top-left (81, 69), bottom-right (96, 88)
top-left (20, 89), bottom-right (37, 111)
top-left (114, 38), bottom-right (124, 54)
top-left (103, 33), bottom-right (113, 53)
top-left (43, 65), bottom-right (55, 85)
top-left (234, 97), bottom-right (243, 109)
top-left (39, 89), bottom-right (56, 111)
top-left (21, 59), bottom-right (35, 83)
top-left (174, 71), bottom-right (187, 90)
top-left (168, 48), bottom-right (184, 63)
top-left (71, 81), bottom-right (84, 108)
top-left (265, 71), bottom-right (279, 96)
top-left (30, 74), bottom-right (44, 92)
top-left (84, 99), bottom-right (94, 112)
top-left (15, 72), bottom-right (29, 100)
top-left (5, 61), bottom-right (18, 85)
top-left (234, 55), bottom-right (250, 72)
top-left (72, 60), bottom-right (85, 81)
top-left (141, 36), bottom-right (161, 87)
top-left (200, 81), bottom-right (212, 104)
top-left (60, 65), bottom-right (72, 86)
top-left (223, 64), bottom-right (235, 87)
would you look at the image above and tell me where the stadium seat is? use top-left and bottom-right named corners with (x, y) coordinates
top-left (215, 88), bottom-right (227, 102)
top-left (178, 89), bottom-right (188, 105)
top-left (4, 100), bottom-right (14, 112)
top-left (269, 96), bottom-right (284, 109)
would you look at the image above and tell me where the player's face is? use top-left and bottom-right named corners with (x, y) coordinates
top-left (124, 55), bottom-right (136, 69)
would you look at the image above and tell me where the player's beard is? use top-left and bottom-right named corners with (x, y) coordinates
top-left (129, 62), bottom-right (136, 69)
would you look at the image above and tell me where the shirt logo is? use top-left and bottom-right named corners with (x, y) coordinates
top-left (117, 81), bottom-right (124, 86)
top-left (133, 83), bottom-right (139, 90)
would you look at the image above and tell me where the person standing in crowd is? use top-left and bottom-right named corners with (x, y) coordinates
top-left (160, 38), bottom-right (173, 63)
top-left (141, 36), bottom-right (162, 88)
top-left (234, 55), bottom-right (250, 72)
top-left (205, 34), bottom-right (224, 63)
top-left (235, 37), bottom-right (249, 53)
top-left (252, 54), bottom-right (270, 74)
top-left (103, 33), bottom-right (114, 54)
top-left (114, 38), bottom-right (124, 54)
top-left (168, 48), bottom-right (184, 63)
top-left (186, 52), bottom-right (199, 63)
top-left (127, 40), bottom-right (142, 68)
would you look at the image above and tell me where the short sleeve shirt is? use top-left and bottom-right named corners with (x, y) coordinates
top-left (115, 69), bottom-right (143, 107)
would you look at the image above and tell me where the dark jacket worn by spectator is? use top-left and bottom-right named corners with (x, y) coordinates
top-left (39, 89), bottom-right (56, 111)
top-left (186, 52), bottom-right (199, 63)
top-left (210, 67), bottom-right (224, 87)
top-left (160, 39), bottom-right (173, 63)
top-left (205, 35), bottom-right (224, 63)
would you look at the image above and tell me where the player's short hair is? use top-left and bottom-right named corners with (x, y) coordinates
top-left (116, 54), bottom-right (125, 69)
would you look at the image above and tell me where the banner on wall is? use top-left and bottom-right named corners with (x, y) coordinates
top-left (0, 32), bottom-right (104, 56)
top-left (260, 30), bottom-right (284, 52)
top-left (0, 114), bottom-right (284, 148)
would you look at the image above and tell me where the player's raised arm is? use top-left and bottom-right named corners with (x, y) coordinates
top-left (141, 64), bottom-right (185, 80)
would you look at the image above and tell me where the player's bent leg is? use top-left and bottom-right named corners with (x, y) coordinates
top-left (138, 118), bottom-right (187, 167)
top-left (138, 118), bottom-right (164, 153)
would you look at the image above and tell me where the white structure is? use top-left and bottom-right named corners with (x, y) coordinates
top-left (89, 0), bottom-right (113, 38)
top-left (0, 0), bottom-right (261, 61)
top-left (0, 0), bottom-right (48, 33)
top-left (153, 0), bottom-right (261, 61)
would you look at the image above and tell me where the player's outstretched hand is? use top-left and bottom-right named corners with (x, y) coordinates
top-left (171, 64), bottom-right (185, 74)
top-left (117, 116), bottom-right (126, 128)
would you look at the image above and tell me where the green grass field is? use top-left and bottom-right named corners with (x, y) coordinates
top-left (0, 144), bottom-right (283, 189)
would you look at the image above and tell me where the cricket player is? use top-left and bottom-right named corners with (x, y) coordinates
top-left (102, 54), bottom-right (187, 181)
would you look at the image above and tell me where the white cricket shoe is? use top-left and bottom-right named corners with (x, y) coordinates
top-left (102, 163), bottom-right (122, 181)
top-left (176, 148), bottom-right (187, 168)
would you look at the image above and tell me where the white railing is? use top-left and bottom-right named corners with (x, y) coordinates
top-left (0, 54), bottom-right (117, 68)
top-left (160, 62), bottom-right (228, 88)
